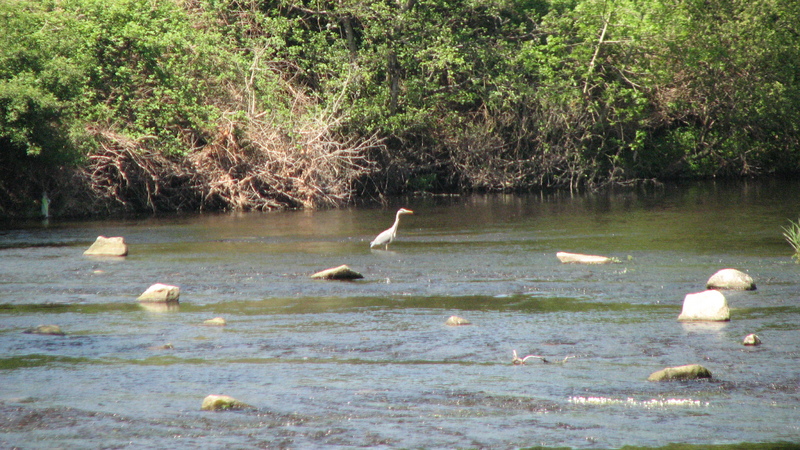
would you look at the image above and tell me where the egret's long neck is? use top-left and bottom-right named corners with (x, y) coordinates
top-left (391, 212), bottom-right (403, 232)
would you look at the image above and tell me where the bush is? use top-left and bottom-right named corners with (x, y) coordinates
top-left (0, 0), bottom-right (87, 165)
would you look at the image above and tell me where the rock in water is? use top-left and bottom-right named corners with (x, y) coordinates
top-left (743, 334), bottom-right (762, 346)
top-left (648, 364), bottom-right (712, 381)
top-left (24, 325), bottom-right (65, 336)
top-left (556, 252), bottom-right (616, 264)
top-left (137, 283), bottom-right (180, 303)
top-left (678, 290), bottom-right (730, 322)
top-left (204, 317), bottom-right (227, 326)
top-left (706, 268), bottom-right (756, 290)
top-left (201, 394), bottom-right (252, 411)
top-left (83, 236), bottom-right (128, 257)
top-left (445, 315), bottom-right (471, 326)
top-left (148, 343), bottom-right (175, 350)
top-left (310, 265), bottom-right (364, 280)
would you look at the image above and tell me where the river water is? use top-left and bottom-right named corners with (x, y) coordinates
top-left (1, 179), bottom-right (799, 449)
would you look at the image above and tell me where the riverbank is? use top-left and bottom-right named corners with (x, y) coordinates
top-left (2, 0), bottom-right (798, 218)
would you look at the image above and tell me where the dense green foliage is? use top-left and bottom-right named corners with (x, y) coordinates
top-left (1, 0), bottom-right (230, 158)
top-left (209, 0), bottom-right (799, 190)
top-left (1, 0), bottom-right (799, 215)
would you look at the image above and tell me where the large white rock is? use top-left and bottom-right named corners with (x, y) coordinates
top-left (84, 236), bottom-right (128, 257)
top-left (556, 252), bottom-right (616, 264)
top-left (678, 289), bottom-right (730, 322)
top-left (445, 315), bottom-right (471, 326)
top-left (706, 268), bottom-right (756, 290)
top-left (137, 283), bottom-right (180, 303)
top-left (743, 333), bottom-right (761, 346)
top-left (203, 317), bottom-right (227, 326)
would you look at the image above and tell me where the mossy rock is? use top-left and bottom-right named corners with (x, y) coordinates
top-left (648, 364), bottom-right (712, 381)
top-left (310, 265), bottom-right (364, 280)
top-left (201, 395), bottom-right (253, 411)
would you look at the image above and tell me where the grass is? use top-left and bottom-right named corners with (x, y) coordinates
top-left (782, 218), bottom-right (800, 263)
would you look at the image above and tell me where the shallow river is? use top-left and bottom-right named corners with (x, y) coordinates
top-left (1, 179), bottom-right (799, 449)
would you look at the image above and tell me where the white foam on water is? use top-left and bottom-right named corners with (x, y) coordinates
top-left (568, 396), bottom-right (710, 408)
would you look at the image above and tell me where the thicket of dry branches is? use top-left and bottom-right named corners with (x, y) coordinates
top-left (72, 78), bottom-right (382, 215)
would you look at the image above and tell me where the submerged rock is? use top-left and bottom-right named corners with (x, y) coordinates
top-left (310, 265), bottom-right (364, 280)
top-left (743, 334), bottom-right (762, 346)
top-left (83, 236), bottom-right (128, 257)
top-left (137, 283), bottom-right (180, 303)
top-left (706, 268), bottom-right (756, 290)
top-left (678, 290), bottom-right (730, 322)
top-left (148, 343), bottom-right (175, 350)
top-left (648, 364), bottom-right (712, 381)
top-left (445, 315), bottom-right (471, 326)
top-left (204, 317), bottom-right (227, 326)
top-left (201, 394), bottom-right (253, 411)
top-left (24, 325), bottom-right (65, 336)
top-left (556, 252), bottom-right (617, 264)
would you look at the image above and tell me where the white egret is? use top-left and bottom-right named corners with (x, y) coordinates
top-left (370, 208), bottom-right (414, 250)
